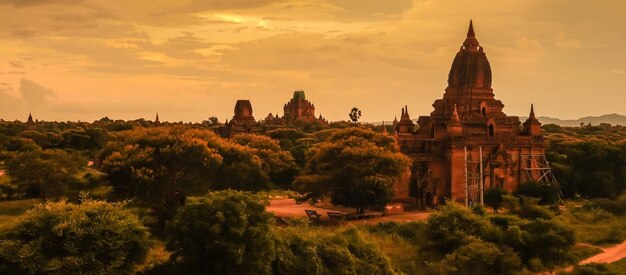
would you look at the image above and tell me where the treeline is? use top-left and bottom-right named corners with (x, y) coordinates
top-left (544, 124), bottom-right (626, 199)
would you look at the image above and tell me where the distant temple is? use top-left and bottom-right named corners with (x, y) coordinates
top-left (222, 100), bottom-right (263, 137)
top-left (26, 113), bottom-right (35, 127)
top-left (265, 91), bottom-right (328, 126)
top-left (393, 21), bottom-right (552, 208)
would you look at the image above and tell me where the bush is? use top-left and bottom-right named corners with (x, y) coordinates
top-left (441, 237), bottom-right (521, 275)
top-left (0, 199), bottom-right (150, 274)
top-left (484, 187), bottom-right (507, 213)
top-left (584, 197), bottom-right (626, 215)
top-left (571, 263), bottom-right (617, 275)
top-left (272, 227), bottom-right (395, 275)
top-left (165, 190), bottom-right (275, 275)
top-left (514, 181), bottom-right (560, 205)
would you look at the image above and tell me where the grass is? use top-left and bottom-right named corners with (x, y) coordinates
top-left (606, 257), bottom-right (626, 273)
top-left (568, 244), bottom-right (603, 263)
top-left (0, 198), bottom-right (39, 230)
top-left (558, 201), bottom-right (626, 246)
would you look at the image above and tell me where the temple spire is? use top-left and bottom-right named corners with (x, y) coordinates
top-left (452, 104), bottom-right (459, 120)
top-left (467, 20), bottom-right (475, 38)
top-left (529, 104), bottom-right (535, 119)
top-left (463, 20), bottom-right (480, 51)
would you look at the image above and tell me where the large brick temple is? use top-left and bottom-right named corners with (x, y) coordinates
top-left (392, 21), bottom-right (548, 208)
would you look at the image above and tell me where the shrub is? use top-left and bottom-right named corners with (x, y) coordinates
top-left (166, 190), bottom-right (275, 275)
top-left (272, 227), bottom-right (395, 275)
top-left (0, 199), bottom-right (150, 274)
top-left (514, 181), bottom-right (560, 205)
top-left (441, 237), bottom-right (521, 275)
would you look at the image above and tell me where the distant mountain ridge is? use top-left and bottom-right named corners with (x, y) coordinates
top-left (520, 113), bottom-right (626, 127)
top-left (372, 114), bottom-right (626, 127)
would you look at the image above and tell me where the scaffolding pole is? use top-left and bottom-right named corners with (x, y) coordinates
top-left (520, 153), bottom-right (562, 198)
top-left (465, 146), bottom-right (483, 207)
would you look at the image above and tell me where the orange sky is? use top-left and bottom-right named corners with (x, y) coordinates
top-left (0, 0), bottom-right (624, 122)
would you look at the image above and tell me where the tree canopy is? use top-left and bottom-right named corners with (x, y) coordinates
top-left (166, 190), bottom-right (275, 275)
top-left (0, 199), bottom-right (150, 274)
top-left (295, 128), bottom-right (410, 213)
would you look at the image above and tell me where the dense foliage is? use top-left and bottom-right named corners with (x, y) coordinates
top-left (295, 128), bottom-right (410, 213)
top-left (544, 124), bottom-right (626, 199)
top-left (0, 199), bottom-right (150, 274)
top-left (273, 227), bottom-right (395, 275)
top-left (6, 149), bottom-right (82, 200)
top-left (165, 191), bottom-right (275, 274)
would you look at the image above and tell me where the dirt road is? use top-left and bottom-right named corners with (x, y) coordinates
top-left (266, 199), bottom-right (430, 224)
top-left (581, 240), bottom-right (626, 264)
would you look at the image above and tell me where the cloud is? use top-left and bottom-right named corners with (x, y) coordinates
top-left (8, 61), bottom-right (24, 68)
top-left (0, 0), bottom-right (85, 7)
top-left (18, 78), bottom-right (56, 106)
top-left (555, 32), bottom-right (582, 49)
top-left (610, 69), bottom-right (624, 75)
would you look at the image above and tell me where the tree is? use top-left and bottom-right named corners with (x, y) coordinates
top-left (514, 181), bottom-right (560, 205)
top-left (273, 227), bottom-right (395, 275)
top-left (484, 187), bottom-right (507, 213)
top-left (441, 237), bottom-right (521, 275)
top-left (166, 190), bottom-right (275, 275)
top-left (295, 128), bottom-right (410, 213)
top-left (349, 107), bottom-right (361, 123)
top-left (0, 199), bottom-right (150, 274)
top-left (232, 134), bottom-right (298, 188)
top-left (424, 203), bottom-right (498, 256)
top-left (6, 149), bottom-right (82, 200)
top-left (99, 127), bottom-right (224, 220)
top-left (514, 219), bottom-right (575, 271)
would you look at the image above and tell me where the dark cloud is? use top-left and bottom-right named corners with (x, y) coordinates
top-left (18, 78), bottom-right (56, 106)
top-left (8, 61), bottom-right (24, 68)
top-left (331, 0), bottom-right (413, 17)
top-left (0, 0), bottom-right (85, 7)
top-left (177, 0), bottom-right (279, 12)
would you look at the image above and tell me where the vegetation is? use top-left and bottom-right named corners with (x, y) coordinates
top-left (165, 191), bottom-right (275, 274)
top-left (6, 149), bottom-right (82, 200)
top-left (0, 120), bottom-right (623, 273)
top-left (484, 187), bottom-right (507, 213)
top-left (0, 199), bottom-right (150, 274)
top-left (295, 128), bottom-right (410, 213)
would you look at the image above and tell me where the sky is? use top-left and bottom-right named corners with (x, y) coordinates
top-left (0, 0), bottom-right (624, 123)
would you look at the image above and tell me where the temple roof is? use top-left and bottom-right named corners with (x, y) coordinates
top-left (293, 90), bottom-right (306, 100)
top-left (447, 20), bottom-right (492, 89)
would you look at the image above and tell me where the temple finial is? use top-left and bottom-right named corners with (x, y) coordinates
top-left (467, 20), bottom-right (475, 38)
top-left (529, 104), bottom-right (535, 119)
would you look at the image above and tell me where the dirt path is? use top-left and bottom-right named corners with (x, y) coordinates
top-left (266, 199), bottom-right (430, 224)
top-left (581, 240), bottom-right (626, 264)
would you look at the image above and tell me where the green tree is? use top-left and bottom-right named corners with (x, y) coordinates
top-left (232, 134), bottom-right (298, 188)
top-left (514, 181), bottom-right (560, 205)
top-left (0, 199), bottom-right (150, 274)
top-left (484, 187), bottom-right (507, 213)
top-left (424, 202), bottom-right (498, 256)
top-left (441, 237), bottom-right (521, 275)
top-left (99, 127), bottom-right (223, 220)
top-left (6, 149), bottom-right (82, 200)
top-left (166, 190), bottom-right (275, 275)
top-left (295, 128), bottom-right (410, 213)
top-left (348, 107), bottom-right (362, 123)
top-left (513, 219), bottom-right (576, 271)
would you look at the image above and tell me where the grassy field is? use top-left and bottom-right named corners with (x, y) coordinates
top-left (0, 198), bottom-right (39, 230)
top-left (558, 200), bottom-right (626, 246)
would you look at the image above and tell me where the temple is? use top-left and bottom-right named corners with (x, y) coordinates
top-left (222, 100), bottom-right (263, 137)
top-left (265, 90), bottom-right (328, 126)
top-left (393, 21), bottom-right (548, 208)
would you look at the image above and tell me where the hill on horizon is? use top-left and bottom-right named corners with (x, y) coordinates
top-left (372, 113), bottom-right (626, 127)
